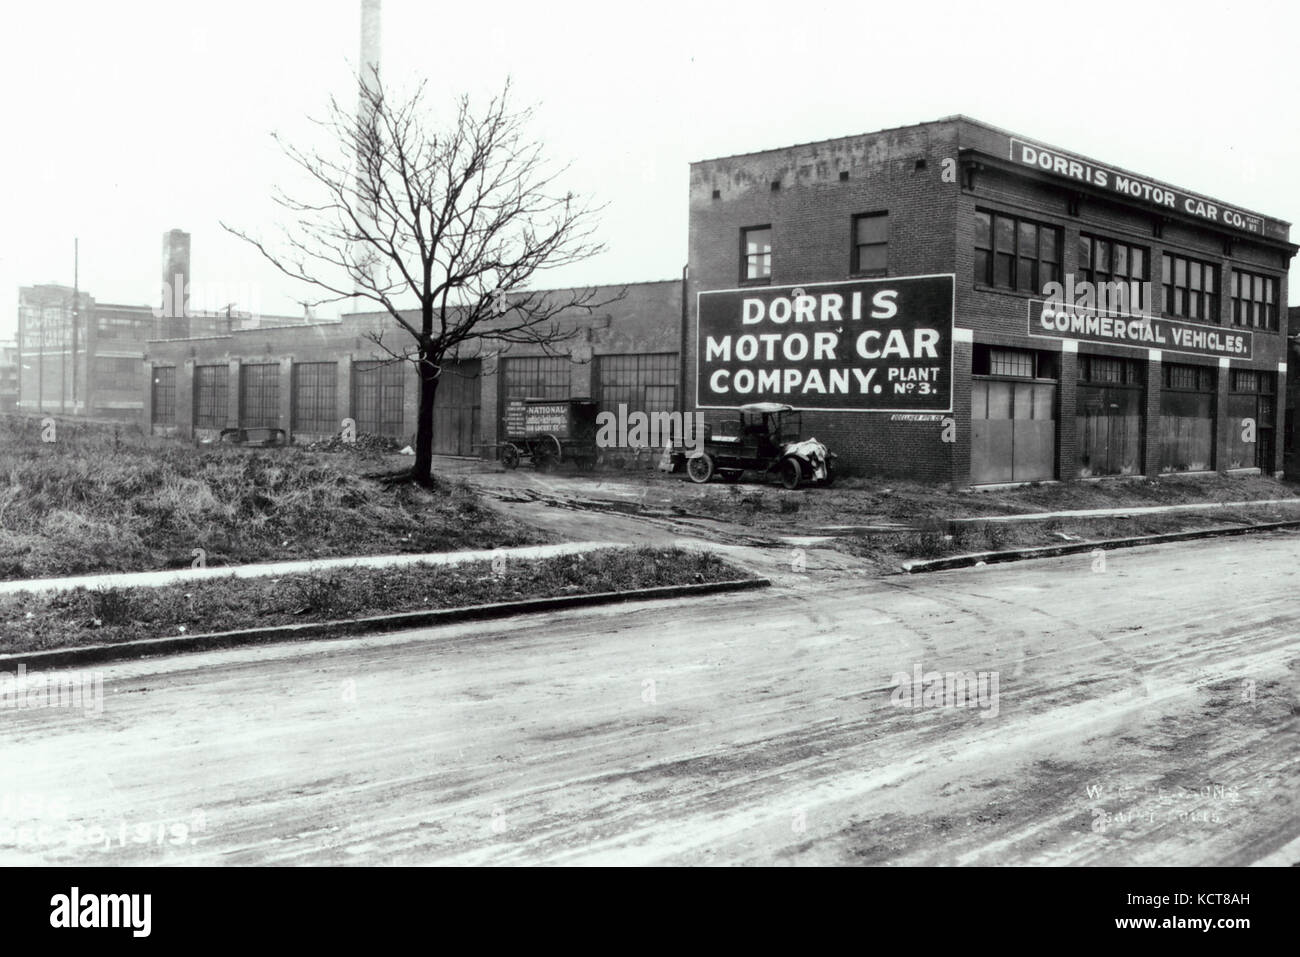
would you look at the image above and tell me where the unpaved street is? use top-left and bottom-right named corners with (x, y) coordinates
top-left (2, 529), bottom-right (1297, 866)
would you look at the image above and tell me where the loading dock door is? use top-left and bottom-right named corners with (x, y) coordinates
top-left (432, 360), bottom-right (481, 456)
top-left (971, 379), bottom-right (1055, 484)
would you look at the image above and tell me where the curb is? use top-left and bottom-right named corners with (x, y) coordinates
top-left (901, 521), bottom-right (1300, 573)
top-left (0, 577), bottom-right (770, 670)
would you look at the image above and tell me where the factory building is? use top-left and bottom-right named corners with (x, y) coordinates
top-left (687, 116), bottom-right (1296, 484)
top-left (143, 280), bottom-right (683, 454)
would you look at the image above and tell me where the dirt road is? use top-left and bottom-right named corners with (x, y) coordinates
top-left (2, 530), bottom-right (1296, 866)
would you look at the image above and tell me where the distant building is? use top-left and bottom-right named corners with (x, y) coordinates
top-left (0, 338), bottom-right (18, 412)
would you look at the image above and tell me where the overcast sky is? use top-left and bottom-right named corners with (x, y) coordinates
top-left (3, 0), bottom-right (1298, 339)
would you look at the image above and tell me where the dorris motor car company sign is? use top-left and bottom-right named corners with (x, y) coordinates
top-left (697, 275), bottom-right (954, 413)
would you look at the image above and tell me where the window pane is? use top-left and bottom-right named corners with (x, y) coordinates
top-left (1018, 221), bottom-right (1037, 257)
top-left (1040, 228), bottom-right (1058, 263)
top-left (1131, 248), bottom-right (1144, 278)
top-left (975, 211), bottom-right (991, 249)
top-left (1175, 258), bottom-right (1186, 286)
top-left (1017, 258), bottom-right (1035, 292)
top-left (858, 244), bottom-right (887, 273)
top-left (1095, 241), bottom-right (1110, 275)
top-left (1162, 254), bottom-right (1172, 284)
top-left (1079, 236), bottom-right (1092, 272)
top-left (996, 216), bottom-right (1015, 253)
top-left (1203, 266), bottom-right (1214, 294)
top-left (1189, 262), bottom-right (1201, 290)
top-left (995, 253), bottom-right (1014, 288)
top-left (857, 214), bottom-right (887, 244)
top-left (1114, 244), bottom-right (1128, 277)
top-left (974, 249), bottom-right (990, 284)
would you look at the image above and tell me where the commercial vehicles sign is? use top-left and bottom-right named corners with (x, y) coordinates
top-left (697, 275), bottom-right (954, 412)
top-left (1028, 299), bottom-right (1253, 360)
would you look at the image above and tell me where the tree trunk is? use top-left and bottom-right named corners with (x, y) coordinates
top-left (412, 347), bottom-right (439, 485)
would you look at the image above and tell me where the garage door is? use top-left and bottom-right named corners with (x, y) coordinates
top-left (352, 360), bottom-right (406, 439)
top-left (432, 360), bottom-right (481, 456)
top-left (971, 379), bottom-right (1055, 484)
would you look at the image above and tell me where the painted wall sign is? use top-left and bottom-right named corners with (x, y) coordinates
top-left (1009, 138), bottom-right (1265, 235)
top-left (1028, 300), bottom-right (1253, 360)
top-left (697, 275), bottom-right (954, 412)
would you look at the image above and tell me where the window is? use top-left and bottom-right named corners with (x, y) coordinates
top-left (502, 356), bottom-right (571, 405)
top-left (1080, 355), bottom-right (1142, 386)
top-left (194, 364), bottom-right (229, 429)
top-left (150, 366), bottom-right (175, 426)
top-left (1078, 234), bottom-right (1149, 314)
top-left (1163, 363), bottom-right (1215, 392)
top-left (741, 226), bottom-right (772, 282)
top-left (1161, 253), bottom-right (1219, 322)
top-left (351, 360), bottom-right (406, 438)
top-left (852, 212), bottom-right (888, 275)
top-left (291, 362), bottom-right (337, 434)
top-left (972, 345), bottom-right (1056, 379)
top-left (239, 363), bottom-right (280, 429)
top-left (596, 354), bottom-right (678, 417)
top-left (974, 210), bottom-right (1060, 293)
top-left (1230, 269), bottom-right (1279, 330)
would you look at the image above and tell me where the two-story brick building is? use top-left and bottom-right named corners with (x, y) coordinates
top-left (687, 116), bottom-right (1296, 485)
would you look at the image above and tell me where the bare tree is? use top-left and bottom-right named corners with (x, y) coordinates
top-left (223, 72), bottom-right (617, 484)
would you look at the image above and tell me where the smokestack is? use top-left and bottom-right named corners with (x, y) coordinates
top-left (360, 0), bottom-right (381, 96)
top-left (161, 228), bottom-right (191, 336)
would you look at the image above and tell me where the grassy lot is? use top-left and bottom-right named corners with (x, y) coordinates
top-left (0, 547), bottom-right (746, 655)
top-left (0, 414), bottom-right (549, 580)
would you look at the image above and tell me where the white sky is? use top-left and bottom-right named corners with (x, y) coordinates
top-left (2, 0), bottom-right (1298, 340)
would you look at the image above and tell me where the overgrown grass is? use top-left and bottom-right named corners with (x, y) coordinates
top-left (0, 414), bottom-right (547, 579)
top-left (0, 547), bottom-right (747, 654)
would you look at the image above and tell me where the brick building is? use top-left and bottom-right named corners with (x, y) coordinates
top-left (688, 116), bottom-right (1296, 484)
top-left (143, 279), bottom-right (684, 453)
top-left (0, 338), bottom-right (17, 412)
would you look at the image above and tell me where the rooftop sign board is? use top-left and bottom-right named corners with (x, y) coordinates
top-left (1009, 138), bottom-right (1266, 236)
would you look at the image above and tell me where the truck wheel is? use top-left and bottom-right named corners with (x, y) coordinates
top-left (780, 456), bottom-right (802, 490)
top-left (687, 453), bottom-right (715, 484)
top-left (501, 444), bottom-right (521, 470)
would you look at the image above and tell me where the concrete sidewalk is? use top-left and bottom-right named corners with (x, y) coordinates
top-left (947, 497), bottom-right (1300, 525)
top-left (0, 541), bottom-right (632, 597)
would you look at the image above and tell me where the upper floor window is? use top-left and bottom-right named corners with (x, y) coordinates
top-left (852, 212), bottom-right (888, 275)
top-left (741, 226), bottom-right (771, 283)
top-left (1161, 253), bottom-right (1219, 322)
top-left (974, 210), bottom-right (1060, 293)
top-left (1078, 234), bottom-right (1149, 313)
top-left (1230, 269), bottom-right (1279, 330)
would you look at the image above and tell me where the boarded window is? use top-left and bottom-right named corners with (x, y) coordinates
top-left (194, 365), bottom-right (229, 429)
top-left (239, 363), bottom-right (280, 429)
top-left (291, 362), bottom-right (338, 435)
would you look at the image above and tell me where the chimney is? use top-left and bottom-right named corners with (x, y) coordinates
top-left (161, 228), bottom-right (191, 337)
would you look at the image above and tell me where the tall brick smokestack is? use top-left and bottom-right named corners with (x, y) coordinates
top-left (360, 0), bottom-right (381, 113)
top-left (356, 0), bottom-right (381, 306)
top-left (161, 228), bottom-right (191, 337)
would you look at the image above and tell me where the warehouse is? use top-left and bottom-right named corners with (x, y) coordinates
top-left (686, 116), bottom-right (1296, 485)
top-left (143, 279), bottom-right (683, 457)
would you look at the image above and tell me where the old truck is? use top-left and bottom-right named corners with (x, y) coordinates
top-left (683, 402), bottom-right (835, 489)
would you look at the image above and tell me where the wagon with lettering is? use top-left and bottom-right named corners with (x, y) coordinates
top-left (680, 402), bottom-right (837, 489)
top-left (499, 397), bottom-right (600, 471)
